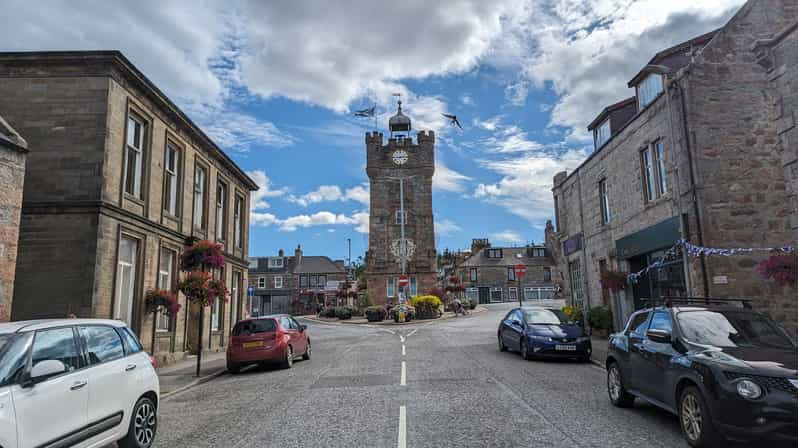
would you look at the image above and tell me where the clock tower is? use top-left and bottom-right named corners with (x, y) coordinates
top-left (365, 101), bottom-right (437, 304)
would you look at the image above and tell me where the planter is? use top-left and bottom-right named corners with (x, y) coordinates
top-left (416, 309), bottom-right (440, 320)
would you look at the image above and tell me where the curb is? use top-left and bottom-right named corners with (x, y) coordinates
top-left (161, 369), bottom-right (227, 400)
top-left (301, 306), bottom-right (487, 326)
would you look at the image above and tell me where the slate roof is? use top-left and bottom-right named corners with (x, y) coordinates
top-left (460, 247), bottom-right (553, 268)
top-left (0, 113), bottom-right (27, 152)
top-left (248, 255), bottom-right (345, 275)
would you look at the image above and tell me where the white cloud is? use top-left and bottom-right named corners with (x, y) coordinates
top-left (246, 170), bottom-right (289, 210)
top-left (250, 208), bottom-right (370, 233)
top-left (435, 219), bottom-right (462, 236)
top-left (471, 117), bottom-right (545, 153)
top-left (460, 94), bottom-right (475, 106)
top-left (504, 81), bottom-right (529, 107)
top-left (197, 111), bottom-right (295, 152)
top-left (433, 160), bottom-right (473, 193)
top-left (473, 115), bottom-right (503, 131)
top-left (490, 230), bottom-right (525, 245)
top-left (288, 184), bottom-right (370, 207)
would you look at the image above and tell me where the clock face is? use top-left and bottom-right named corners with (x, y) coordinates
top-left (392, 150), bottom-right (409, 165)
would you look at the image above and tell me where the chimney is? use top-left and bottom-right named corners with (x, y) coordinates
top-left (294, 245), bottom-right (303, 265)
top-left (278, 249), bottom-right (284, 257)
top-left (471, 238), bottom-right (490, 254)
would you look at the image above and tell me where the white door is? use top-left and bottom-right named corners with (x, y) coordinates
top-left (13, 327), bottom-right (88, 448)
top-left (79, 326), bottom-right (131, 425)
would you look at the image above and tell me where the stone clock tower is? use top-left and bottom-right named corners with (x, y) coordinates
top-left (365, 101), bottom-right (437, 304)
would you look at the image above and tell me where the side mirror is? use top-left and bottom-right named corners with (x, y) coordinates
top-left (647, 329), bottom-right (672, 344)
top-left (28, 360), bottom-right (67, 385)
top-left (298, 324), bottom-right (307, 332)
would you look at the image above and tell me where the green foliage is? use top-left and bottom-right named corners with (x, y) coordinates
top-left (319, 307), bottom-right (337, 318)
top-left (410, 295), bottom-right (443, 311)
top-left (365, 305), bottom-right (386, 321)
top-left (561, 305), bottom-right (584, 323)
top-left (334, 306), bottom-right (353, 320)
top-left (587, 306), bottom-right (614, 331)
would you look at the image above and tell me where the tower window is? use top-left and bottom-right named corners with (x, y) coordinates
top-left (395, 210), bottom-right (407, 224)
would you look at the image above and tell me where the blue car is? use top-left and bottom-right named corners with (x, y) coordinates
top-left (498, 306), bottom-right (592, 362)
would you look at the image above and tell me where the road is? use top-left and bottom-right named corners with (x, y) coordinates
top-left (153, 302), bottom-right (695, 447)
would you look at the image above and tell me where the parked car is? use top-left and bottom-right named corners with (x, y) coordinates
top-left (0, 319), bottom-right (159, 448)
top-left (497, 306), bottom-right (592, 362)
top-left (227, 315), bottom-right (310, 373)
top-left (606, 299), bottom-right (798, 447)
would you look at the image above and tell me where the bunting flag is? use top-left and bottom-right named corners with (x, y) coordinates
top-left (354, 105), bottom-right (376, 117)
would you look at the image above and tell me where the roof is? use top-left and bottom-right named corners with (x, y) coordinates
top-left (0, 113), bottom-right (28, 152)
top-left (460, 247), bottom-right (552, 268)
top-left (294, 256), bottom-right (346, 274)
top-left (587, 97), bottom-right (636, 131)
top-left (389, 100), bottom-right (411, 132)
top-left (627, 30), bottom-right (719, 87)
top-left (0, 51), bottom-right (257, 190)
top-left (0, 318), bottom-right (124, 334)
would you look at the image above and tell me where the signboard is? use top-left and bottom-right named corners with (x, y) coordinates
top-left (615, 216), bottom-right (681, 259)
top-left (514, 264), bottom-right (527, 277)
top-left (563, 232), bottom-right (584, 256)
top-left (398, 275), bottom-right (409, 287)
top-left (247, 286), bottom-right (254, 297)
top-left (713, 275), bottom-right (729, 285)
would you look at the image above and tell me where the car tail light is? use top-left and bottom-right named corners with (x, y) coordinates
top-left (150, 355), bottom-right (158, 369)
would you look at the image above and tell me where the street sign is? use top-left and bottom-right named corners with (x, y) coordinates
top-left (398, 275), bottom-right (409, 287)
top-left (514, 264), bottom-right (527, 277)
top-left (248, 286), bottom-right (254, 297)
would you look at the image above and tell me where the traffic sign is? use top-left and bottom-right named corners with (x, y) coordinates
top-left (514, 264), bottom-right (527, 277)
top-left (248, 286), bottom-right (254, 297)
top-left (398, 275), bottom-right (409, 287)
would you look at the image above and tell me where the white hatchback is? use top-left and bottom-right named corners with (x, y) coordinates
top-left (0, 319), bottom-right (160, 448)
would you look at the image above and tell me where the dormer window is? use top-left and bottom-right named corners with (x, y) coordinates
top-left (268, 257), bottom-right (284, 268)
top-left (594, 118), bottom-right (611, 150)
top-left (486, 249), bottom-right (503, 258)
top-left (637, 73), bottom-right (663, 109)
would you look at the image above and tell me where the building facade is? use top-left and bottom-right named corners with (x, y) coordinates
top-left (364, 102), bottom-right (437, 304)
top-left (248, 245), bottom-right (347, 315)
top-left (0, 51), bottom-right (257, 364)
top-left (457, 238), bottom-right (559, 304)
top-left (0, 114), bottom-right (27, 322)
top-left (550, 0), bottom-right (798, 333)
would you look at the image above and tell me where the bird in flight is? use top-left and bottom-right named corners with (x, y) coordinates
top-left (442, 113), bottom-right (463, 130)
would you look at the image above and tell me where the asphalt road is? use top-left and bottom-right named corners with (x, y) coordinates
top-left (152, 302), bottom-right (709, 447)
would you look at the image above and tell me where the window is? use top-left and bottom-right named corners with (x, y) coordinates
top-left (114, 236), bottom-right (138, 326)
top-left (156, 248), bottom-right (175, 332)
top-left (257, 277), bottom-right (266, 288)
top-left (119, 327), bottom-right (143, 354)
top-left (487, 249), bottom-right (503, 258)
top-left (163, 143), bottom-right (180, 216)
top-left (655, 141), bottom-right (667, 195)
top-left (490, 287), bottom-right (503, 302)
top-left (594, 118), bottom-right (611, 150)
top-left (649, 312), bottom-right (673, 334)
top-left (507, 267), bottom-right (516, 281)
top-left (275, 276), bottom-right (283, 289)
top-left (568, 259), bottom-right (584, 307)
top-left (309, 275), bottom-right (317, 287)
top-left (80, 326), bottom-right (125, 365)
top-left (466, 288), bottom-right (478, 301)
top-left (628, 312), bottom-right (651, 336)
top-left (387, 277), bottom-right (396, 298)
top-left (395, 210), bottom-right (407, 225)
top-left (642, 146), bottom-right (657, 202)
top-left (269, 258), bottom-right (284, 268)
top-left (234, 196), bottom-right (244, 248)
top-left (279, 317), bottom-right (293, 330)
top-left (211, 298), bottom-right (221, 331)
top-left (124, 115), bottom-right (145, 198)
top-left (193, 165), bottom-right (207, 229)
top-left (31, 328), bottom-right (81, 373)
top-left (543, 267), bottom-right (551, 282)
top-left (554, 195), bottom-right (561, 232)
top-left (231, 271), bottom-right (241, 323)
top-left (318, 275), bottom-right (326, 288)
top-left (642, 142), bottom-right (667, 202)
top-left (637, 73), bottom-right (663, 109)
top-left (233, 319), bottom-right (276, 336)
top-left (509, 287), bottom-right (518, 301)
top-left (599, 179), bottom-right (611, 225)
top-left (409, 277), bottom-right (417, 297)
top-left (299, 275), bottom-right (308, 287)
top-left (470, 268), bottom-right (477, 282)
top-left (524, 287), bottom-right (536, 301)
top-left (530, 248), bottom-right (545, 258)
top-left (215, 182), bottom-right (227, 241)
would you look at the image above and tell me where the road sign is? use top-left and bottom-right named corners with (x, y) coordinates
top-left (398, 275), bottom-right (409, 287)
top-left (514, 264), bottom-right (527, 277)
top-left (248, 286), bottom-right (254, 297)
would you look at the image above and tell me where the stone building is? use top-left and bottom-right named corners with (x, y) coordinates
top-left (457, 238), bottom-right (559, 304)
top-left (549, 0), bottom-right (798, 333)
top-left (0, 51), bottom-right (258, 364)
top-left (0, 114), bottom-right (27, 322)
top-left (364, 101), bottom-right (437, 304)
top-left (248, 245), bottom-right (347, 315)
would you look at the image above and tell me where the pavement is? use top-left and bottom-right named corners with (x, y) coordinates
top-left (157, 351), bottom-right (228, 398)
top-left (150, 301), bottom-right (770, 448)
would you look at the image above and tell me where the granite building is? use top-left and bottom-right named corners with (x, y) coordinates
top-left (550, 0), bottom-right (798, 333)
top-left (0, 51), bottom-right (258, 363)
top-left (0, 114), bottom-right (27, 322)
top-left (364, 101), bottom-right (437, 304)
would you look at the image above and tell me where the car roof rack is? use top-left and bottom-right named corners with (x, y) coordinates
top-left (640, 297), bottom-right (753, 309)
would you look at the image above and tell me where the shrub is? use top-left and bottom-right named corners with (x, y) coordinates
top-left (365, 305), bottom-right (386, 322)
top-left (411, 295), bottom-right (443, 319)
top-left (468, 299), bottom-right (477, 310)
top-left (587, 306), bottom-right (613, 331)
top-left (335, 306), bottom-right (353, 320)
top-left (319, 306), bottom-right (337, 318)
top-left (390, 305), bottom-right (416, 322)
top-left (561, 305), bottom-right (584, 324)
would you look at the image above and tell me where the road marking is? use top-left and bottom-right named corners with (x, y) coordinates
top-left (400, 361), bottom-right (406, 386)
top-left (402, 344), bottom-right (406, 356)
top-left (381, 328), bottom-right (396, 335)
top-left (399, 335), bottom-right (405, 343)
top-left (397, 405), bottom-right (407, 448)
top-left (406, 329), bottom-right (418, 338)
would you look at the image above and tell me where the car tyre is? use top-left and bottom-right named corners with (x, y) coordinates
top-left (302, 340), bottom-right (311, 360)
top-left (498, 332), bottom-right (507, 352)
top-left (679, 386), bottom-right (723, 448)
top-left (607, 362), bottom-right (635, 408)
top-left (281, 345), bottom-right (294, 369)
top-left (227, 361), bottom-right (240, 374)
top-left (520, 339), bottom-right (532, 360)
top-left (118, 396), bottom-right (157, 448)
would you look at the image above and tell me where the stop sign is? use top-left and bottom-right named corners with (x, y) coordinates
top-left (398, 275), bottom-right (409, 287)
top-left (514, 264), bottom-right (527, 277)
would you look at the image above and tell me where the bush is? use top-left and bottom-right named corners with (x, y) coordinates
top-left (334, 306), bottom-right (353, 320)
top-left (411, 295), bottom-right (443, 319)
top-left (390, 305), bottom-right (416, 322)
top-left (319, 306), bottom-right (336, 318)
top-left (587, 306), bottom-right (613, 331)
top-left (365, 305), bottom-right (386, 322)
top-left (468, 299), bottom-right (477, 310)
top-left (561, 305), bottom-right (584, 324)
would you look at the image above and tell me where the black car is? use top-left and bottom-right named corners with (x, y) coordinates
top-left (498, 306), bottom-right (592, 362)
top-left (606, 299), bottom-right (798, 447)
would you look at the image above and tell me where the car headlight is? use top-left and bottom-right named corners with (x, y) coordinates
top-left (576, 336), bottom-right (591, 343)
top-left (736, 379), bottom-right (763, 399)
top-left (528, 335), bottom-right (552, 341)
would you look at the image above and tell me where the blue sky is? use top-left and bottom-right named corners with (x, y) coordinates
top-left (1, 0), bottom-right (745, 261)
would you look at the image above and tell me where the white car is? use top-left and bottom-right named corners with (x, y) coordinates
top-left (0, 319), bottom-right (160, 448)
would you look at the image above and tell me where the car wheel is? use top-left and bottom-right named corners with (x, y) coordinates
top-left (498, 332), bottom-right (507, 352)
top-left (520, 339), bottom-right (532, 360)
top-left (303, 341), bottom-right (311, 360)
top-left (281, 345), bottom-right (294, 369)
top-left (679, 386), bottom-right (723, 448)
top-left (118, 396), bottom-right (157, 448)
top-left (227, 361), bottom-right (240, 374)
top-left (607, 362), bottom-right (635, 408)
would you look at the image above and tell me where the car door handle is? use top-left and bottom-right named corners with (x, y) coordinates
top-left (125, 364), bottom-right (137, 372)
top-left (70, 381), bottom-right (87, 391)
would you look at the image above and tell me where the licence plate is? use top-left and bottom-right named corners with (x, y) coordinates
top-left (555, 344), bottom-right (576, 351)
top-left (242, 341), bottom-right (264, 348)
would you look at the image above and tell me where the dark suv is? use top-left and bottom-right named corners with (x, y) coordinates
top-left (606, 299), bottom-right (798, 447)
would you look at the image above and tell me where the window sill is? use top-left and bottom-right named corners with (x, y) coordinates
top-left (124, 193), bottom-right (145, 205)
top-left (155, 330), bottom-right (173, 336)
top-left (163, 212), bottom-right (180, 221)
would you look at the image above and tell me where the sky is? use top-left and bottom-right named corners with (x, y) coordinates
top-left (0, 0), bottom-right (746, 262)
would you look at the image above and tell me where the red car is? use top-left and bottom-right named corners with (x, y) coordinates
top-left (226, 314), bottom-right (310, 373)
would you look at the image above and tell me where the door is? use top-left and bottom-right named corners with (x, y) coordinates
top-left (13, 327), bottom-right (88, 448)
top-left (280, 317), bottom-right (302, 354)
top-left (289, 317), bottom-right (308, 354)
top-left (79, 325), bottom-right (130, 425)
top-left (478, 287), bottom-right (490, 304)
top-left (505, 309), bottom-right (525, 350)
top-left (637, 311), bottom-right (677, 404)
top-left (625, 311), bottom-right (650, 392)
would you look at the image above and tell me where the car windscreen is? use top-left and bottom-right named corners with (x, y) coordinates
top-left (523, 309), bottom-right (574, 325)
top-left (677, 310), bottom-right (795, 349)
top-left (232, 319), bottom-right (277, 336)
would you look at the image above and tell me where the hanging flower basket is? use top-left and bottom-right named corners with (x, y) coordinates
top-left (600, 270), bottom-right (628, 292)
top-left (144, 289), bottom-right (181, 316)
top-left (177, 271), bottom-right (213, 305)
top-left (180, 240), bottom-right (225, 271)
top-left (207, 278), bottom-right (229, 306)
top-left (757, 254), bottom-right (798, 286)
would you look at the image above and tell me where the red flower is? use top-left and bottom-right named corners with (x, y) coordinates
top-left (757, 255), bottom-right (798, 286)
top-left (144, 289), bottom-right (181, 316)
top-left (600, 270), bottom-right (628, 292)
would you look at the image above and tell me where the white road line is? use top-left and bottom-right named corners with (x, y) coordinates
top-left (399, 335), bottom-right (405, 343)
top-left (400, 361), bottom-right (406, 386)
top-left (402, 344), bottom-right (406, 356)
top-left (406, 329), bottom-right (418, 338)
top-left (381, 328), bottom-right (396, 335)
top-left (397, 405), bottom-right (407, 448)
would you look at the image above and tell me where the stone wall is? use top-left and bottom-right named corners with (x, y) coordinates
top-left (0, 147), bottom-right (25, 321)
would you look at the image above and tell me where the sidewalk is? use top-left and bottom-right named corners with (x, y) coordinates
top-left (590, 336), bottom-right (609, 368)
top-left (302, 306), bottom-right (487, 326)
top-left (157, 351), bottom-right (228, 398)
